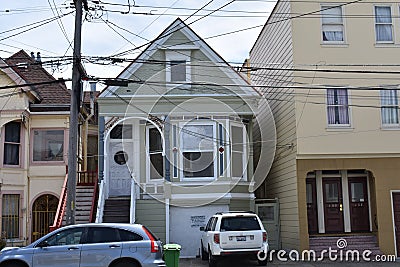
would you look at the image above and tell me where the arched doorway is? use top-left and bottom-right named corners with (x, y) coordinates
top-left (31, 194), bottom-right (58, 242)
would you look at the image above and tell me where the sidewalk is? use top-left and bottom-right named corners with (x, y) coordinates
top-left (179, 257), bottom-right (399, 267)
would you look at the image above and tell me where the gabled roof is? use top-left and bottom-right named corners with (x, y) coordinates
top-left (5, 50), bottom-right (71, 104)
top-left (100, 18), bottom-right (258, 98)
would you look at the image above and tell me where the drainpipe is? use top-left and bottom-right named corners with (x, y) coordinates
top-left (165, 198), bottom-right (170, 243)
top-left (98, 116), bottom-right (105, 183)
top-left (83, 82), bottom-right (96, 170)
top-left (164, 116), bottom-right (170, 181)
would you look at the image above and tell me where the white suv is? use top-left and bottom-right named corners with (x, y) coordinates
top-left (200, 212), bottom-right (268, 267)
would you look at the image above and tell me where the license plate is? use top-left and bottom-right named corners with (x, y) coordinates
top-left (236, 236), bottom-right (246, 241)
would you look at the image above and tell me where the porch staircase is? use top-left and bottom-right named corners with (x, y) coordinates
top-left (75, 185), bottom-right (96, 224)
top-left (309, 235), bottom-right (383, 257)
top-left (102, 197), bottom-right (130, 223)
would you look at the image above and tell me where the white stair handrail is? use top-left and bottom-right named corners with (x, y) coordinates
top-left (130, 174), bottom-right (136, 224)
top-left (95, 179), bottom-right (105, 223)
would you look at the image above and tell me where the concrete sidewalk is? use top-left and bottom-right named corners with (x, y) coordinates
top-left (179, 257), bottom-right (399, 267)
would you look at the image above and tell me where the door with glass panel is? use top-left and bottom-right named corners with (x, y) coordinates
top-left (348, 178), bottom-right (370, 232)
top-left (323, 178), bottom-right (344, 233)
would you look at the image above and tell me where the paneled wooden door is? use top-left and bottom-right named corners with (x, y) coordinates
top-left (323, 178), bottom-right (344, 233)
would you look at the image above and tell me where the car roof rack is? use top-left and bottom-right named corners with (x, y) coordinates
top-left (215, 211), bottom-right (255, 215)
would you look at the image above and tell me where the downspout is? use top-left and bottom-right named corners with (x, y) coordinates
top-left (83, 83), bottom-right (96, 170)
top-left (164, 116), bottom-right (170, 243)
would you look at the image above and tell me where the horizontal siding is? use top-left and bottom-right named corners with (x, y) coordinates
top-left (250, 0), bottom-right (300, 250)
top-left (135, 199), bottom-right (166, 243)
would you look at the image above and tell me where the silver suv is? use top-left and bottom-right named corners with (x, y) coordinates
top-left (0, 223), bottom-right (165, 267)
top-left (200, 212), bottom-right (268, 267)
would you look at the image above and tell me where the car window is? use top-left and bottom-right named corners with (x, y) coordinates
top-left (119, 229), bottom-right (143, 241)
top-left (220, 216), bottom-right (261, 231)
top-left (210, 217), bottom-right (218, 231)
top-left (86, 227), bottom-right (120, 244)
top-left (205, 218), bottom-right (213, 231)
top-left (43, 227), bottom-right (84, 246)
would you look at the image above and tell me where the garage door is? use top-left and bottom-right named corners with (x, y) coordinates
top-left (169, 205), bottom-right (228, 258)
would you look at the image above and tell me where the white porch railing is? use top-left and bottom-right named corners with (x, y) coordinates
top-left (95, 179), bottom-right (105, 223)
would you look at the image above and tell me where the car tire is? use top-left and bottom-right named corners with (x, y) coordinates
top-left (208, 247), bottom-right (218, 267)
top-left (111, 259), bottom-right (139, 267)
top-left (2, 261), bottom-right (26, 267)
top-left (201, 242), bottom-right (208, 261)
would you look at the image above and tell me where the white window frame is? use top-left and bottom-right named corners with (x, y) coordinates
top-left (179, 121), bottom-right (217, 181)
top-left (2, 121), bottom-right (22, 167)
top-left (380, 88), bottom-right (399, 128)
top-left (165, 51), bottom-right (191, 87)
top-left (321, 5), bottom-right (345, 43)
top-left (374, 5), bottom-right (394, 43)
top-left (146, 126), bottom-right (164, 183)
top-left (229, 121), bottom-right (247, 181)
top-left (326, 88), bottom-right (351, 127)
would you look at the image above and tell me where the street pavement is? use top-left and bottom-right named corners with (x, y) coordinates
top-left (179, 257), bottom-right (400, 267)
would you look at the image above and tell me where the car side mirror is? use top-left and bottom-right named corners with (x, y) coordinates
top-left (199, 227), bottom-right (205, 231)
top-left (37, 241), bottom-right (49, 248)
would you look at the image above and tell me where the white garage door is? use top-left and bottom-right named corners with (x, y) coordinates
top-left (170, 205), bottom-right (228, 258)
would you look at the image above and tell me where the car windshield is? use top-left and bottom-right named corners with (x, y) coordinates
top-left (220, 216), bottom-right (261, 231)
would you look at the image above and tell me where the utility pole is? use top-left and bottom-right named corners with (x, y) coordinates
top-left (66, 0), bottom-right (87, 225)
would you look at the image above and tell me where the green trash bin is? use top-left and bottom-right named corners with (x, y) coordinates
top-left (163, 244), bottom-right (181, 267)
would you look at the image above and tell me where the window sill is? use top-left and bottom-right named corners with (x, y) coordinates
top-left (321, 43), bottom-right (349, 48)
top-left (326, 126), bottom-right (353, 131)
top-left (374, 43), bottom-right (399, 48)
top-left (381, 125), bottom-right (400, 130)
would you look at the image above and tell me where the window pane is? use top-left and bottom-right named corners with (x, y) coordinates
top-left (5, 122), bottom-right (20, 143)
top-left (322, 26), bottom-right (344, 41)
top-left (170, 61), bottom-right (186, 82)
top-left (220, 216), bottom-right (261, 231)
top-left (232, 152), bottom-right (243, 178)
top-left (33, 130), bottom-right (64, 161)
top-left (110, 125), bottom-right (132, 139)
top-left (321, 6), bottom-right (342, 23)
top-left (149, 128), bottom-right (162, 153)
top-left (182, 125), bottom-right (213, 150)
top-left (119, 229), bottom-right (143, 241)
top-left (4, 144), bottom-right (19, 165)
top-left (306, 184), bottom-right (313, 204)
top-left (231, 126), bottom-right (243, 152)
top-left (183, 152), bottom-right (214, 177)
top-left (325, 183), bottom-right (339, 203)
top-left (375, 6), bottom-right (392, 23)
top-left (380, 90), bottom-right (399, 124)
top-left (351, 182), bottom-right (365, 202)
top-left (87, 227), bottom-right (119, 243)
top-left (45, 228), bottom-right (83, 246)
top-left (2, 195), bottom-right (19, 239)
top-left (150, 153), bottom-right (163, 179)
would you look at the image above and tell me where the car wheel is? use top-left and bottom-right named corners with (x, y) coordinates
top-left (201, 242), bottom-right (208, 261)
top-left (111, 259), bottom-right (139, 267)
top-left (208, 247), bottom-right (218, 267)
top-left (257, 259), bottom-right (268, 266)
top-left (2, 261), bottom-right (27, 267)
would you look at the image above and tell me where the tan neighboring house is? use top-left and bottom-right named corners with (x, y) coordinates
top-left (0, 50), bottom-right (96, 245)
top-left (250, 0), bottom-right (400, 257)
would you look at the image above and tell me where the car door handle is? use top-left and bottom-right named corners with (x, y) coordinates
top-left (68, 247), bottom-right (80, 250)
top-left (109, 245), bottom-right (120, 248)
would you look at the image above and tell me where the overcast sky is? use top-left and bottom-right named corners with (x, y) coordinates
top-left (0, 0), bottom-right (276, 89)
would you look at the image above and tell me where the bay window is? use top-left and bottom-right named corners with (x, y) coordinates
top-left (230, 124), bottom-right (246, 179)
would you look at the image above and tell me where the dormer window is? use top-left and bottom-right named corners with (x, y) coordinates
top-left (165, 51), bottom-right (191, 86)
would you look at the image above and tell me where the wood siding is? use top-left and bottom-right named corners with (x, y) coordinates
top-left (135, 199), bottom-right (166, 243)
top-left (250, 0), bottom-right (300, 249)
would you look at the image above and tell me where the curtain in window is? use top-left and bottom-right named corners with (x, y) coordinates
top-left (375, 6), bottom-right (392, 42)
top-left (327, 88), bottom-right (349, 125)
top-left (381, 89), bottom-right (399, 125)
top-left (3, 122), bottom-right (20, 165)
top-left (321, 6), bottom-right (343, 41)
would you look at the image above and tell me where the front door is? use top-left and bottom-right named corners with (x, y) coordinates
top-left (348, 178), bottom-right (370, 232)
top-left (323, 178), bottom-right (344, 233)
top-left (392, 192), bottom-right (400, 256)
top-left (306, 178), bottom-right (318, 234)
top-left (109, 142), bottom-right (133, 196)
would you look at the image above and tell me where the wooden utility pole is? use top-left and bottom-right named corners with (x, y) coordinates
top-left (66, 0), bottom-right (87, 225)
